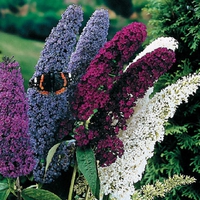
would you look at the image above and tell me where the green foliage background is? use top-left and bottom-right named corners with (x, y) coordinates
top-left (135, 0), bottom-right (200, 199)
top-left (0, 31), bottom-right (43, 90)
top-left (0, 0), bottom-right (148, 40)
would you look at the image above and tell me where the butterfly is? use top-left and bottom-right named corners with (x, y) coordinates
top-left (29, 72), bottom-right (72, 95)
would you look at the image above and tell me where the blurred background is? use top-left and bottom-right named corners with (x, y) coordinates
top-left (0, 0), bottom-right (149, 89)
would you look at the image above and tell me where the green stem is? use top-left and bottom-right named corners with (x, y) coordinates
top-left (102, 193), bottom-right (110, 200)
top-left (16, 177), bottom-right (22, 200)
top-left (68, 163), bottom-right (77, 200)
top-left (85, 185), bottom-right (90, 200)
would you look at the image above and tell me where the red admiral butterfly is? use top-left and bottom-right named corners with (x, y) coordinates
top-left (29, 72), bottom-right (72, 95)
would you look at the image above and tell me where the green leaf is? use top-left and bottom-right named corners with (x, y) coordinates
top-left (21, 188), bottom-right (62, 200)
top-left (0, 181), bottom-right (10, 200)
top-left (165, 122), bottom-right (189, 135)
top-left (0, 189), bottom-right (10, 200)
top-left (76, 147), bottom-right (100, 199)
top-left (45, 142), bottom-right (61, 176)
top-left (190, 155), bottom-right (200, 173)
top-left (0, 182), bottom-right (9, 191)
top-left (85, 109), bottom-right (98, 129)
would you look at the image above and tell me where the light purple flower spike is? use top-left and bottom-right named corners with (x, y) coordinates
top-left (0, 57), bottom-right (35, 178)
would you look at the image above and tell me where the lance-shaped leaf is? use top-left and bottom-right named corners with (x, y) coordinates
top-left (21, 188), bottom-right (62, 200)
top-left (76, 147), bottom-right (100, 198)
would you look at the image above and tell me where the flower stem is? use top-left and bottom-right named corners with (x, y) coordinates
top-left (68, 163), bottom-right (77, 200)
top-left (102, 193), bottom-right (110, 200)
top-left (85, 185), bottom-right (90, 200)
top-left (16, 177), bottom-right (22, 200)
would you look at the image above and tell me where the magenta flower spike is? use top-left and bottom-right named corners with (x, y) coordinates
top-left (73, 22), bottom-right (147, 121)
top-left (72, 26), bottom-right (178, 167)
top-left (105, 47), bottom-right (177, 130)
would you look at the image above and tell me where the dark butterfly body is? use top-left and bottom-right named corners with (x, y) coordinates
top-left (29, 72), bottom-right (72, 95)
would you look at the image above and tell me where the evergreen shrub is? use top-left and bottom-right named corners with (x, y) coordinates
top-left (0, 14), bottom-right (19, 33)
top-left (19, 12), bottom-right (59, 40)
top-left (136, 0), bottom-right (200, 199)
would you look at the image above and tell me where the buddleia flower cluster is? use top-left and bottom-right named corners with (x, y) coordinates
top-left (72, 32), bottom-right (177, 166)
top-left (73, 22), bottom-right (147, 121)
top-left (132, 174), bottom-right (196, 200)
top-left (0, 57), bottom-right (35, 178)
top-left (98, 71), bottom-right (200, 199)
top-left (27, 5), bottom-right (109, 183)
top-left (27, 4), bottom-right (177, 186)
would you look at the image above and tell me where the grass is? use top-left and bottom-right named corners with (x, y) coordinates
top-left (0, 31), bottom-right (44, 90)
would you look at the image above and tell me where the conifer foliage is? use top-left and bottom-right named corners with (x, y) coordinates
top-left (137, 0), bottom-right (200, 199)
